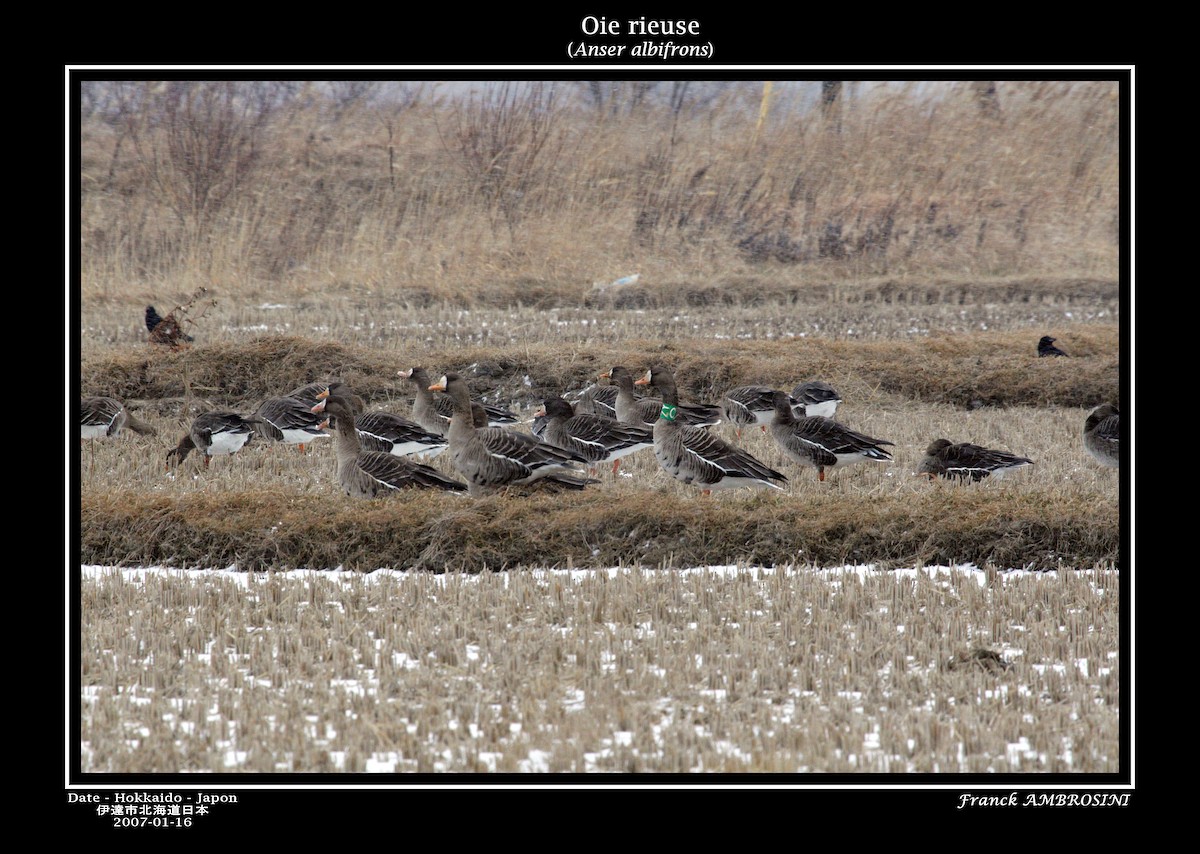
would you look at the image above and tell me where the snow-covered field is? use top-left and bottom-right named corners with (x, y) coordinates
top-left (76, 562), bottom-right (1123, 777)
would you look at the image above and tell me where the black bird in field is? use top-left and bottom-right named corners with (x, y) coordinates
top-left (1037, 335), bottom-right (1067, 357)
top-left (146, 305), bottom-right (194, 346)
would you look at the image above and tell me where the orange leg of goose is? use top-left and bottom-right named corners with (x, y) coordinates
top-left (611, 459), bottom-right (621, 476)
top-left (818, 469), bottom-right (825, 482)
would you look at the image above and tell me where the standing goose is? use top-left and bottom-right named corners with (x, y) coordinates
top-left (468, 403), bottom-right (594, 475)
top-left (310, 386), bottom-right (448, 459)
top-left (399, 367), bottom-right (518, 436)
top-left (570, 383), bottom-right (620, 419)
top-left (635, 366), bottom-right (787, 495)
top-left (767, 391), bottom-right (894, 482)
top-left (722, 385), bottom-right (796, 437)
top-left (310, 394), bottom-right (467, 497)
top-left (604, 365), bottom-right (722, 428)
top-left (253, 394), bottom-right (331, 454)
top-left (790, 381), bottom-right (842, 418)
top-left (81, 396), bottom-right (156, 440)
top-left (286, 380), bottom-right (349, 407)
top-left (166, 411), bottom-right (260, 470)
top-left (354, 410), bottom-right (449, 460)
top-left (1083, 404), bottom-right (1119, 468)
top-left (535, 396), bottom-right (654, 476)
top-left (430, 373), bottom-right (596, 497)
top-left (919, 439), bottom-right (1034, 482)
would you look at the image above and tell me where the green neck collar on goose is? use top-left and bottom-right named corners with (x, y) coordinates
top-left (659, 403), bottom-right (678, 422)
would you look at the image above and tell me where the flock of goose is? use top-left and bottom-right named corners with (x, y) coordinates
top-left (80, 354), bottom-right (1121, 499)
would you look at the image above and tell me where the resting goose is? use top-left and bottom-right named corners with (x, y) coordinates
top-left (535, 396), bottom-right (654, 476)
top-left (1083, 404), bottom-right (1119, 468)
top-left (430, 372), bottom-right (596, 497)
top-left (604, 365), bottom-right (722, 428)
top-left (166, 411), bottom-right (260, 469)
top-left (790, 381), bottom-right (842, 419)
top-left (80, 396), bottom-right (155, 440)
top-left (399, 366), bottom-right (518, 436)
top-left (722, 385), bottom-right (797, 437)
top-left (767, 391), bottom-right (894, 482)
top-left (253, 395), bottom-right (332, 453)
top-left (919, 439), bottom-right (1034, 482)
top-left (310, 394), bottom-right (466, 497)
top-left (635, 366), bottom-right (787, 494)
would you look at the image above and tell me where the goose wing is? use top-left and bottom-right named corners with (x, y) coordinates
top-left (356, 411), bottom-right (447, 457)
top-left (674, 424), bottom-right (787, 484)
top-left (796, 416), bottom-right (894, 460)
top-left (355, 451), bottom-right (466, 493)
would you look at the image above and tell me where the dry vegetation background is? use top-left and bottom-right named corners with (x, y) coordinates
top-left (76, 79), bottom-right (1124, 777)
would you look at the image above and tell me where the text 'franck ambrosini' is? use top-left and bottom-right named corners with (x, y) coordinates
top-left (568, 16), bottom-right (713, 59)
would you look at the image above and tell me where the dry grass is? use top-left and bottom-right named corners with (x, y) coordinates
top-left (79, 565), bottom-right (1120, 774)
top-left (82, 321), bottom-right (1120, 412)
top-left (79, 81), bottom-right (1119, 302)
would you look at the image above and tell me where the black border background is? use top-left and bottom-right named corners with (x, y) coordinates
top-left (66, 36), bottom-right (1136, 831)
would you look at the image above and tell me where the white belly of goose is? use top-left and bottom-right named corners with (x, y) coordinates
top-left (208, 431), bottom-right (253, 456)
top-left (81, 423), bottom-right (111, 440)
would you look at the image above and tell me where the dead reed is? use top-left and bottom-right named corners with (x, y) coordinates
top-left (79, 81), bottom-right (1119, 304)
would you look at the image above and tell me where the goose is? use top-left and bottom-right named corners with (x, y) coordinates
top-left (253, 395), bottom-right (331, 453)
top-left (429, 372), bottom-right (596, 497)
top-left (286, 380), bottom-right (349, 407)
top-left (721, 385), bottom-right (796, 437)
top-left (354, 410), bottom-right (449, 459)
top-left (790, 381), bottom-right (842, 418)
top-left (603, 365), bottom-right (722, 428)
top-left (635, 366), bottom-right (786, 494)
top-left (919, 439), bottom-right (1034, 482)
top-left (166, 411), bottom-right (260, 469)
top-left (309, 385), bottom-right (448, 459)
top-left (310, 394), bottom-right (467, 497)
top-left (535, 396), bottom-right (654, 476)
top-left (80, 396), bottom-right (155, 440)
top-left (532, 383), bottom-right (619, 438)
top-left (767, 391), bottom-right (894, 482)
top-left (399, 366), bottom-right (518, 436)
top-left (1038, 336), bottom-right (1068, 357)
top-left (570, 383), bottom-right (619, 419)
top-left (1083, 404), bottom-right (1119, 468)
